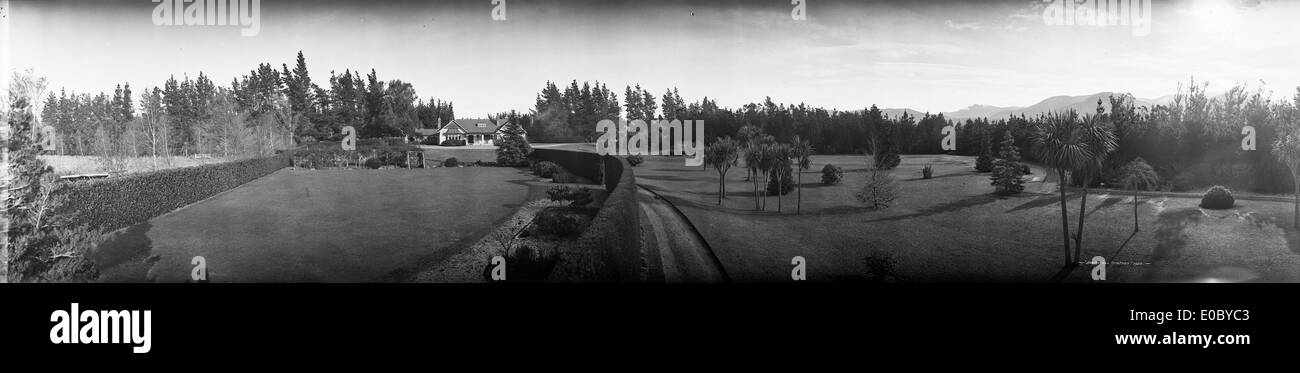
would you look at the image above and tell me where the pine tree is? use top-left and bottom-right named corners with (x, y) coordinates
top-left (991, 131), bottom-right (1025, 195)
top-left (975, 128), bottom-right (995, 172)
top-left (495, 120), bottom-right (531, 166)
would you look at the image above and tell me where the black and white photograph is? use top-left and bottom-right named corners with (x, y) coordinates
top-left (2, 0), bottom-right (1296, 356)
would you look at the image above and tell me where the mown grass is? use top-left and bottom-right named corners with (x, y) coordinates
top-left (418, 146), bottom-right (500, 164)
top-left (92, 167), bottom-right (535, 282)
top-left (635, 153), bottom-right (1300, 283)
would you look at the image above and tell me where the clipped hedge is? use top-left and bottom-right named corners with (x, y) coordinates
top-left (529, 148), bottom-right (605, 188)
top-left (1200, 185), bottom-right (1235, 209)
top-left (57, 154), bottom-right (292, 232)
top-left (538, 152), bottom-right (640, 282)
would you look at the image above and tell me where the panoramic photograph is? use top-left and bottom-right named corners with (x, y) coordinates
top-left (4, 0), bottom-right (1299, 285)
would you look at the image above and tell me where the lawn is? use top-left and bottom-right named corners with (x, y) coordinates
top-left (633, 153), bottom-right (1300, 283)
top-left (419, 145), bottom-right (501, 164)
top-left (40, 155), bottom-right (232, 177)
top-left (91, 167), bottom-right (537, 282)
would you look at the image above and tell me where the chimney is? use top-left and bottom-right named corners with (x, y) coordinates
top-left (437, 117), bottom-right (443, 130)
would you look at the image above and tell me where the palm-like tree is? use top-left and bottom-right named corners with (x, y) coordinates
top-left (1119, 157), bottom-right (1160, 232)
top-left (792, 136), bottom-right (814, 214)
top-left (756, 143), bottom-right (775, 211)
top-left (770, 144), bottom-right (792, 212)
top-left (744, 140), bottom-right (764, 210)
top-left (1069, 113), bottom-right (1117, 261)
top-left (1034, 110), bottom-right (1116, 267)
top-left (737, 125), bottom-right (762, 181)
top-left (706, 137), bottom-right (740, 205)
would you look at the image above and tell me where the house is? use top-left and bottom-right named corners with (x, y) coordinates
top-left (413, 128), bottom-right (440, 143)
top-left (409, 118), bottom-right (525, 146)
top-left (438, 118), bottom-right (523, 146)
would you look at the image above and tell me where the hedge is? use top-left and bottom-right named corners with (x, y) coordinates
top-left (534, 151), bottom-right (641, 282)
top-left (56, 154), bottom-right (292, 232)
top-left (529, 148), bottom-right (605, 188)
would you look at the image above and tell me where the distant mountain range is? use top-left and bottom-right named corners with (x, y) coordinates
top-left (878, 92), bottom-right (1183, 121)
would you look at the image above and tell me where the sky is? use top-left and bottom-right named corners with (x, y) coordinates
top-left (5, 0), bottom-right (1300, 116)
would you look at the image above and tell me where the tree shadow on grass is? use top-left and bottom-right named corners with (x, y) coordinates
top-left (92, 222), bottom-right (153, 269)
top-left (1236, 211), bottom-right (1300, 255)
top-left (1004, 192), bottom-right (1078, 214)
top-left (1108, 230), bottom-right (1140, 262)
top-left (1150, 209), bottom-right (1202, 263)
top-left (863, 193), bottom-right (1004, 223)
top-left (90, 221), bottom-right (155, 282)
top-left (1085, 195), bottom-right (1127, 218)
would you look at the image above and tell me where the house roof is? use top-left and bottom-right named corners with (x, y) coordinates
top-left (414, 128), bottom-right (439, 136)
top-left (442, 118), bottom-right (505, 134)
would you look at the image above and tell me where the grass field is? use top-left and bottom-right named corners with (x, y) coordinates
top-left (418, 145), bottom-right (500, 164)
top-left (634, 153), bottom-right (1300, 283)
top-left (91, 167), bottom-right (537, 282)
top-left (40, 155), bottom-right (232, 176)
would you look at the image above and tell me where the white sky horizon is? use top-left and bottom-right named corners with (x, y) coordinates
top-left (7, 0), bottom-right (1300, 117)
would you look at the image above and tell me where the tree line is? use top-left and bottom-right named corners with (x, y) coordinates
top-left (39, 51), bottom-right (458, 163)
top-left (35, 51), bottom-right (1300, 196)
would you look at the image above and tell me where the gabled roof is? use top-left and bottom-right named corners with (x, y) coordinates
top-left (441, 118), bottom-right (506, 134)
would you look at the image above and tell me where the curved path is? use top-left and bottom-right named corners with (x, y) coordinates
top-left (637, 185), bottom-right (729, 283)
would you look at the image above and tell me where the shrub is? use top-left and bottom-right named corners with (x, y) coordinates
top-left (922, 164), bottom-right (933, 179)
top-left (364, 157), bottom-right (382, 169)
top-left (821, 164), bottom-right (843, 185)
top-left (975, 154), bottom-right (995, 172)
top-left (443, 157), bottom-right (459, 167)
top-left (421, 136), bottom-right (440, 145)
top-left (529, 148), bottom-right (606, 188)
top-left (856, 168), bottom-right (898, 209)
top-left (547, 185), bottom-right (594, 207)
top-left (862, 252), bottom-right (900, 282)
top-left (551, 167), bottom-right (585, 184)
top-left (10, 225), bottom-right (103, 283)
top-left (1200, 185), bottom-right (1235, 209)
top-left (497, 245), bottom-right (559, 282)
top-left (626, 155), bottom-right (644, 167)
top-left (1021, 164), bottom-right (1032, 175)
top-left (767, 167), bottom-right (795, 196)
top-left (534, 206), bottom-right (590, 237)
top-left (377, 149), bottom-right (413, 167)
top-left (874, 153), bottom-right (900, 170)
top-left (440, 138), bottom-right (466, 146)
top-left (532, 161), bottom-right (560, 178)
